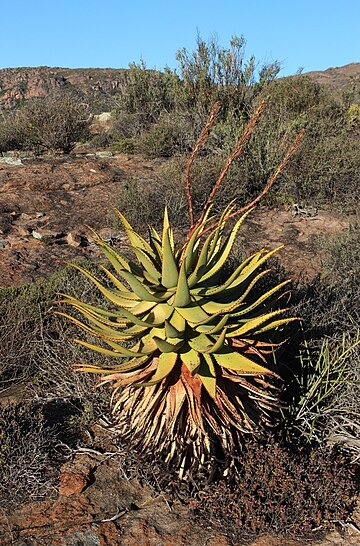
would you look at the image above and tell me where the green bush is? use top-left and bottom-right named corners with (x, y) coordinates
top-left (110, 138), bottom-right (135, 154)
top-left (175, 33), bottom-right (280, 116)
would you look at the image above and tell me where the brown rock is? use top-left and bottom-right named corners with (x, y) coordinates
top-left (66, 231), bottom-right (83, 247)
top-left (16, 226), bottom-right (31, 236)
top-left (58, 471), bottom-right (89, 496)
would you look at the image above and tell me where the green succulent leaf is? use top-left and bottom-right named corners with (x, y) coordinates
top-left (213, 349), bottom-right (274, 375)
top-left (140, 352), bottom-right (178, 386)
top-left (197, 354), bottom-right (217, 398)
top-left (172, 259), bottom-right (192, 307)
top-left (116, 209), bottom-right (156, 257)
top-left (153, 336), bottom-right (185, 353)
top-left (181, 347), bottom-right (201, 375)
top-left (161, 228), bottom-right (178, 288)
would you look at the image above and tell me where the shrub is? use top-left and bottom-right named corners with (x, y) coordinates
top-left (114, 60), bottom-right (176, 127)
top-left (257, 77), bottom-right (360, 210)
top-left (0, 91), bottom-right (91, 154)
top-left (279, 224), bottom-right (360, 455)
top-left (0, 403), bottom-right (58, 508)
top-left (192, 439), bottom-right (358, 538)
top-left (136, 116), bottom-right (185, 157)
top-left (0, 266), bottom-right (111, 408)
top-left (175, 33), bottom-right (280, 116)
top-left (110, 138), bottom-right (135, 154)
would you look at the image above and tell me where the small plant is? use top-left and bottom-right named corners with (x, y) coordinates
top-left (110, 138), bottom-right (135, 154)
top-left (286, 329), bottom-right (360, 460)
top-left (0, 403), bottom-right (58, 508)
top-left (192, 439), bottom-right (357, 538)
top-left (59, 102), bottom-right (303, 475)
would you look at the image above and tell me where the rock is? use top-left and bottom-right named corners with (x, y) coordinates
top-left (16, 226), bottom-right (31, 236)
top-left (0, 157), bottom-right (22, 165)
top-left (97, 112), bottom-right (112, 123)
top-left (96, 151), bottom-right (113, 158)
top-left (0, 240), bottom-right (5, 248)
top-left (58, 459), bottom-right (93, 497)
top-left (58, 471), bottom-right (89, 496)
top-left (66, 231), bottom-right (83, 247)
top-left (20, 212), bottom-right (33, 221)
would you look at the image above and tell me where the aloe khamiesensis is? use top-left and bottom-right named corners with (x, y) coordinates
top-left (58, 103), bottom-right (302, 475)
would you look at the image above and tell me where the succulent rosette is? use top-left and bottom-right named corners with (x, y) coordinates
top-left (58, 203), bottom-right (296, 474)
top-left (58, 101), bottom-right (303, 475)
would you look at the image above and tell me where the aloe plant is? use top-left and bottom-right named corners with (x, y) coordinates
top-left (58, 103), bottom-right (302, 475)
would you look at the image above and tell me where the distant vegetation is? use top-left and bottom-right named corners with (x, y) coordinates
top-left (0, 90), bottom-right (91, 154)
top-left (1, 34), bottom-right (359, 214)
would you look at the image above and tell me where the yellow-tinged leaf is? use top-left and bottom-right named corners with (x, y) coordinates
top-left (168, 309), bottom-right (186, 334)
top-left (146, 303), bottom-right (173, 325)
top-left (58, 294), bottom-right (129, 322)
top-left (181, 347), bottom-right (201, 374)
top-left (165, 319), bottom-right (181, 338)
top-left (201, 251), bottom-right (264, 296)
top-left (196, 314), bottom-right (229, 334)
top-left (140, 352), bottom-right (178, 386)
top-left (197, 354), bottom-right (217, 398)
top-left (226, 308), bottom-right (288, 337)
top-left (200, 209), bottom-right (254, 283)
top-left (67, 264), bottom-right (145, 308)
top-left (213, 349), bottom-right (273, 375)
top-left (131, 300), bottom-right (157, 316)
top-left (175, 303), bottom-right (209, 325)
top-left (181, 223), bottom-right (203, 272)
top-left (232, 280), bottom-right (291, 317)
top-left (64, 304), bottom-right (146, 339)
top-left (99, 265), bottom-right (139, 296)
top-left (162, 207), bottom-right (174, 249)
top-left (153, 336), bottom-right (184, 353)
top-left (73, 354), bottom-right (150, 374)
top-left (172, 259), bottom-right (191, 307)
top-left (226, 246), bottom-right (284, 292)
top-left (187, 229), bottom-right (218, 287)
top-left (189, 333), bottom-right (214, 353)
top-left (223, 269), bottom-right (270, 307)
top-left (204, 328), bottom-right (227, 353)
top-left (132, 247), bottom-right (162, 282)
top-left (161, 226), bottom-right (178, 288)
top-left (86, 226), bottom-right (133, 273)
top-left (254, 316), bottom-right (299, 334)
top-left (119, 270), bottom-right (164, 302)
top-left (74, 338), bottom-right (149, 357)
top-left (116, 209), bottom-right (155, 257)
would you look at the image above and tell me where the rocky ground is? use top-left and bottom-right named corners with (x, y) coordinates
top-left (0, 151), bottom-right (359, 545)
top-left (0, 151), bottom-right (355, 286)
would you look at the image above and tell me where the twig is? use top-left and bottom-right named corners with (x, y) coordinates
top-left (194, 99), bottom-right (267, 232)
top-left (202, 127), bottom-right (305, 236)
top-left (185, 101), bottom-right (221, 229)
top-left (99, 508), bottom-right (128, 522)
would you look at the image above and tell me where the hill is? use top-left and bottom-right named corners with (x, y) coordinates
top-left (0, 67), bottom-right (128, 111)
top-left (1, 63), bottom-right (359, 111)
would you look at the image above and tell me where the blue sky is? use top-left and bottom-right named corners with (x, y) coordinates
top-left (1, 0), bottom-right (359, 76)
